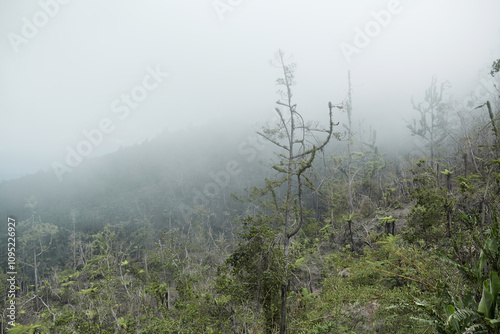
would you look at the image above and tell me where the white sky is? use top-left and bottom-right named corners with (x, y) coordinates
top-left (0, 0), bottom-right (499, 180)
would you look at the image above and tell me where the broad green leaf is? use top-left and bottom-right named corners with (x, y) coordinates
top-left (486, 318), bottom-right (500, 324)
top-left (490, 271), bottom-right (500, 296)
top-left (478, 280), bottom-right (494, 318)
top-left (487, 238), bottom-right (498, 254)
top-left (445, 304), bottom-right (455, 316)
top-left (479, 251), bottom-right (487, 274)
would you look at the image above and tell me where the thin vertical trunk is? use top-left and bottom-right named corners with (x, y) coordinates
top-left (430, 119), bottom-right (435, 167)
top-left (447, 210), bottom-right (452, 237)
top-left (257, 249), bottom-right (263, 313)
top-left (348, 220), bottom-right (354, 246)
top-left (34, 248), bottom-right (39, 310)
top-left (436, 163), bottom-right (440, 187)
top-left (167, 285), bottom-right (171, 310)
top-left (347, 71), bottom-right (354, 216)
top-left (279, 49), bottom-right (294, 334)
top-left (463, 153), bottom-right (468, 178)
top-left (279, 131), bottom-right (293, 333)
top-left (73, 220), bottom-right (77, 271)
top-left (346, 71), bottom-right (355, 251)
top-left (280, 241), bottom-right (289, 334)
top-left (330, 190), bottom-right (335, 244)
top-left (447, 172), bottom-right (452, 237)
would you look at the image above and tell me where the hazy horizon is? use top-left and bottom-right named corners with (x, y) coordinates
top-left (1, 0), bottom-right (499, 181)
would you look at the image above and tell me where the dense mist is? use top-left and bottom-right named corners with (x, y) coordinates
top-left (1, 1), bottom-right (500, 333)
top-left (1, 0), bottom-right (499, 181)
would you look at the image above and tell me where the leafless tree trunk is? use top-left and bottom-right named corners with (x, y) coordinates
top-left (258, 50), bottom-right (340, 334)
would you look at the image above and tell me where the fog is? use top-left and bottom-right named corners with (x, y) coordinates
top-left (1, 0), bottom-right (499, 181)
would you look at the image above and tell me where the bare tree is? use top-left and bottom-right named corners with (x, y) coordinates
top-left (407, 76), bottom-right (452, 168)
top-left (257, 49), bottom-right (341, 334)
top-left (344, 71), bottom-right (356, 249)
top-left (19, 197), bottom-right (58, 312)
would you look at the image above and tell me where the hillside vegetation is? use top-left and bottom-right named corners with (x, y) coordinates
top-left (1, 56), bottom-right (500, 333)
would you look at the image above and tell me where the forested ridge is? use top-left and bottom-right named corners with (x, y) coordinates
top-left (1, 55), bottom-right (500, 333)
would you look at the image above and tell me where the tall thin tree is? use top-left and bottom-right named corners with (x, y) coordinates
top-left (344, 71), bottom-right (356, 248)
top-left (407, 76), bottom-right (451, 168)
top-left (257, 49), bottom-right (341, 333)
